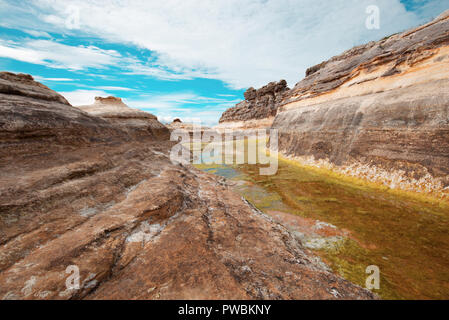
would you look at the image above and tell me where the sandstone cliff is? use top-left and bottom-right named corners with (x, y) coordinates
top-left (78, 96), bottom-right (169, 140)
top-left (219, 10), bottom-right (449, 196)
top-left (0, 73), bottom-right (374, 300)
top-left (217, 80), bottom-right (289, 130)
top-left (274, 10), bottom-right (449, 195)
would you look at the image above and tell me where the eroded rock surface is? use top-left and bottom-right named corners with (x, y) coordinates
top-left (218, 11), bottom-right (449, 195)
top-left (274, 11), bottom-right (449, 195)
top-left (0, 73), bottom-right (374, 300)
top-left (78, 96), bottom-right (169, 140)
top-left (217, 80), bottom-right (289, 130)
top-left (0, 72), bottom-right (126, 162)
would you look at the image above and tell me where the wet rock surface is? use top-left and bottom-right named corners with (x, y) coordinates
top-left (0, 73), bottom-right (375, 300)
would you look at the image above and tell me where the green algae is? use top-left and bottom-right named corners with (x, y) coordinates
top-left (234, 159), bottom-right (449, 300)
top-left (192, 139), bottom-right (449, 299)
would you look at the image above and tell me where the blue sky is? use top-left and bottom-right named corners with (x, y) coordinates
top-left (0, 0), bottom-right (447, 125)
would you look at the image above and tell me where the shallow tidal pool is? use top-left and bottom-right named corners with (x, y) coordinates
top-left (195, 156), bottom-right (449, 300)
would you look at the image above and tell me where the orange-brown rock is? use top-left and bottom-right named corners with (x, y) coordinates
top-left (0, 73), bottom-right (375, 300)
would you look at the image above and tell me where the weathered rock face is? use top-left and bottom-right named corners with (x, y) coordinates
top-left (0, 73), bottom-right (374, 300)
top-left (217, 80), bottom-right (289, 130)
top-left (0, 72), bottom-right (127, 162)
top-left (273, 11), bottom-right (449, 195)
top-left (217, 11), bottom-right (449, 195)
top-left (78, 96), bottom-right (170, 140)
top-left (0, 72), bottom-right (70, 105)
top-left (167, 120), bottom-right (214, 141)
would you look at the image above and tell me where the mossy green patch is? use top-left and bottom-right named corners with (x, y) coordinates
top-left (233, 158), bottom-right (449, 300)
top-left (193, 139), bottom-right (448, 299)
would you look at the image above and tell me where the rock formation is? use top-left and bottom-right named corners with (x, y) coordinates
top-left (0, 72), bottom-right (374, 300)
top-left (78, 96), bottom-right (169, 140)
top-left (167, 119), bottom-right (213, 141)
top-left (219, 10), bottom-right (449, 196)
top-left (0, 72), bottom-right (127, 161)
top-left (217, 80), bottom-right (289, 130)
top-left (275, 10), bottom-right (449, 195)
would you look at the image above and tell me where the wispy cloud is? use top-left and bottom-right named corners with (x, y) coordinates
top-left (124, 64), bottom-right (214, 81)
top-left (95, 86), bottom-right (136, 92)
top-left (15, 0), bottom-right (445, 89)
top-left (34, 76), bottom-right (75, 82)
top-left (23, 29), bottom-right (51, 38)
top-left (1, 0), bottom-right (445, 125)
top-left (2, 0), bottom-right (446, 88)
top-left (0, 39), bottom-right (124, 70)
top-left (60, 89), bottom-right (109, 106)
top-left (126, 92), bottom-right (239, 109)
top-left (125, 92), bottom-right (239, 126)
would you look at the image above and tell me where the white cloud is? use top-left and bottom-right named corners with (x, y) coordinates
top-left (126, 92), bottom-right (238, 109)
top-left (217, 94), bottom-right (237, 97)
top-left (125, 92), bottom-right (239, 126)
top-left (22, 0), bottom-right (439, 89)
top-left (0, 39), bottom-right (123, 70)
top-left (60, 89), bottom-right (109, 106)
top-left (34, 76), bottom-right (75, 82)
top-left (124, 64), bottom-right (213, 81)
top-left (23, 29), bottom-right (52, 38)
top-left (96, 86), bottom-right (136, 91)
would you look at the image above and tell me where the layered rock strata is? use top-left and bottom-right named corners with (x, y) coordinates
top-left (274, 10), bottom-right (449, 195)
top-left (217, 80), bottom-right (289, 130)
top-left (78, 96), bottom-right (169, 140)
top-left (0, 72), bottom-right (126, 161)
top-left (0, 73), bottom-right (374, 300)
top-left (218, 11), bottom-right (449, 195)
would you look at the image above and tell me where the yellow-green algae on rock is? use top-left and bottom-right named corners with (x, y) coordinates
top-left (196, 154), bottom-right (449, 300)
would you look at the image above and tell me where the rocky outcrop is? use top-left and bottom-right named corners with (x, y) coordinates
top-left (0, 73), bottom-right (374, 300)
top-left (167, 119), bottom-right (213, 141)
top-left (217, 80), bottom-right (289, 130)
top-left (218, 11), bottom-right (449, 196)
top-left (0, 72), bottom-right (127, 162)
top-left (0, 72), bottom-right (70, 105)
top-left (78, 96), bottom-right (169, 140)
top-left (273, 10), bottom-right (449, 195)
